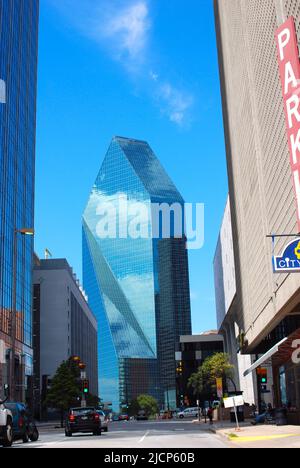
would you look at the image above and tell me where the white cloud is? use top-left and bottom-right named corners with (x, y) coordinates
top-left (103, 2), bottom-right (150, 60)
top-left (46, 0), bottom-right (194, 127)
top-left (158, 83), bottom-right (194, 126)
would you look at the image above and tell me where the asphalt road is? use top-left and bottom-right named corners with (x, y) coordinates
top-left (9, 420), bottom-right (229, 449)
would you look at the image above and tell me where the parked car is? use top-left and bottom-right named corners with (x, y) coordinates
top-left (96, 409), bottom-right (109, 432)
top-left (118, 414), bottom-right (129, 421)
top-left (177, 407), bottom-right (199, 419)
top-left (0, 396), bottom-right (13, 447)
top-left (136, 410), bottom-right (148, 421)
top-left (65, 407), bottom-right (101, 437)
top-left (4, 402), bottom-right (38, 444)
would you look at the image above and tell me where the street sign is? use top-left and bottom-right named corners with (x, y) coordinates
top-left (273, 238), bottom-right (300, 273)
top-left (275, 17), bottom-right (300, 231)
top-left (223, 395), bottom-right (244, 409)
top-left (223, 396), bottom-right (244, 432)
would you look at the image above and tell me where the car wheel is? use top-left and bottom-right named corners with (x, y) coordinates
top-left (65, 430), bottom-right (72, 437)
top-left (30, 429), bottom-right (39, 442)
top-left (2, 420), bottom-right (13, 447)
top-left (179, 415), bottom-right (184, 419)
top-left (93, 430), bottom-right (102, 436)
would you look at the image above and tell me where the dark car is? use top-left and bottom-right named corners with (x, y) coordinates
top-left (136, 411), bottom-right (148, 421)
top-left (4, 403), bottom-right (39, 444)
top-left (65, 407), bottom-right (102, 437)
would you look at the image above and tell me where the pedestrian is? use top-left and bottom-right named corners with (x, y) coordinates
top-left (207, 407), bottom-right (214, 425)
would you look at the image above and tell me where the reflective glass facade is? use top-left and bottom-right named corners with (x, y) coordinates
top-left (83, 137), bottom-right (191, 410)
top-left (0, 1), bottom-right (39, 400)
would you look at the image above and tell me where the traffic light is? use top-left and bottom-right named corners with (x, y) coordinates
top-left (176, 361), bottom-right (183, 376)
top-left (257, 368), bottom-right (268, 392)
top-left (82, 379), bottom-right (89, 394)
top-left (257, 368), bottom-right (268, 384)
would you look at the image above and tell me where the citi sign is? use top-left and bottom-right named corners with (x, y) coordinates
top-left (276, 18), bottom-right (300, 231)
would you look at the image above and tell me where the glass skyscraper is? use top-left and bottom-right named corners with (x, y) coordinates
top-left (83, 136), bottom-right (191, 411)
top-left (0, 1), bottom-right (39, 401)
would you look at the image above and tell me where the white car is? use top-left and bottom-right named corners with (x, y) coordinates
top-left (177, 407), bottom-right (199, 419)
top-left (96, 410), bottom-right (109, 432)
top-left (0, 398), bottom-right (13, 447)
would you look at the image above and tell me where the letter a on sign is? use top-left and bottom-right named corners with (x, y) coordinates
top-left (276, 17), bottom-right (300, 231)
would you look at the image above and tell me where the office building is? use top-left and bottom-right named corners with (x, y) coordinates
top-left (0, 0), bottom-right (39, 402)
top-left (175, 332), bottom-right (224, 407)
top-left (33, 258), bottom-right (98, 415)
top-left (214, 197), bottom-right (256, 405)
top-left (83, 136), bottom-right (192, 411)
top-left (215, 0), bottom-right (300, 421)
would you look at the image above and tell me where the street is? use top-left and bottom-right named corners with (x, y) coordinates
top-left (10, 420), bottom-right (229, 449)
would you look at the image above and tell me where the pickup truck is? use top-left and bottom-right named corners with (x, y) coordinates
top-left (0, 397), bottom-right (13, 447)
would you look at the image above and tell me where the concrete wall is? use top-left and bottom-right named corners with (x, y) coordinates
top-left (214, 0), bottom-right (300, 350)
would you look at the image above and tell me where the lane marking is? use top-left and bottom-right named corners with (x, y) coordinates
top-left (139, 431), bottom-right (150, 444)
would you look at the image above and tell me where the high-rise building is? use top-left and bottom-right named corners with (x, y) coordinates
top-left (215, 0), bottom-right (300, 419)
top-left (0, 1), bottom-right (39, 402)
top-left (83, 136), bottom-right (191, 411)
top-left (33, 258), bottom-right (98, 418)
top-left (213, 197), bottom-right (256, 405)
top-left (175, 332), bottom-right (224, 407)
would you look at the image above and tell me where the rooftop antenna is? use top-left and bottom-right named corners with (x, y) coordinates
top-left (44, 248), bottom-right (52, 260)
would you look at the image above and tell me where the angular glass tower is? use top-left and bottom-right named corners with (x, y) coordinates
top-left (83, 137), bottom-right (191, 410)
top-left (0, 0), bottom-right (39, 401)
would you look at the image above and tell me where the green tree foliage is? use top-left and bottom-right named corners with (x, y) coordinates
top-left (45, 361), bottom-right (80, 427)
top-left (128, 398), bottom-right (140, 417)
top-left (137, 394), bottom-right (159, 417)
top-left (188, 353), bottom-right (235, 401)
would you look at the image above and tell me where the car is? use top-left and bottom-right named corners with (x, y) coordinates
top-left (65, 407), bottom-right (102, 437)
top-left (177, 407), bottom-right (199, 419)
top-left (118, 414), bottom-right (129, 421)
top-left (136, 410), bottom-right (148, 421)
top-left (96, 410), bottom-right (109, 432)
top-left (0, 395), bottom-right (13, 448)
top-left (4, 402), bottom-right (37, 444)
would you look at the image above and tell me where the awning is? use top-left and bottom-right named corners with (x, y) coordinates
top-left (243, 337), bottom-right (288, 377)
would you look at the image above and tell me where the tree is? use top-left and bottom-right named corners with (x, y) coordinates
top-left (45, 361), bottom-right (80, 427)
top-left (128, 398), bottom-right (140, 417)
top-left (137, 394), bottom-right (159, 418)
top-left (188, 353), bottom-right (235, 402)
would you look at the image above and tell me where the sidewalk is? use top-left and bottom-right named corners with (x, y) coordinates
top-left (36, 421), bottom-right (63, 431)
top-left (208, 421), bottom-right (300, 448)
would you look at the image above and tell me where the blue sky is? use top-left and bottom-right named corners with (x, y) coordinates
top-left (35, 0), bottom-right (228, 333)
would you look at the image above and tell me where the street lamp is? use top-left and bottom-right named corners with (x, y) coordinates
top-left (9, 228), bottom-right (34, 401)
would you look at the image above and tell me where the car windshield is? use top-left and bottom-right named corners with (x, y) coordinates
top-left (71, 408), bottom-right (95, 416)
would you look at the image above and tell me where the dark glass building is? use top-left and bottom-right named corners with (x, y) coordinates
top-left (83, 136), bottom-right (191, 411)
top-left (0, 1), bottom-right (39, 402)
top-left (175, 333), bottom-right (224, 407)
